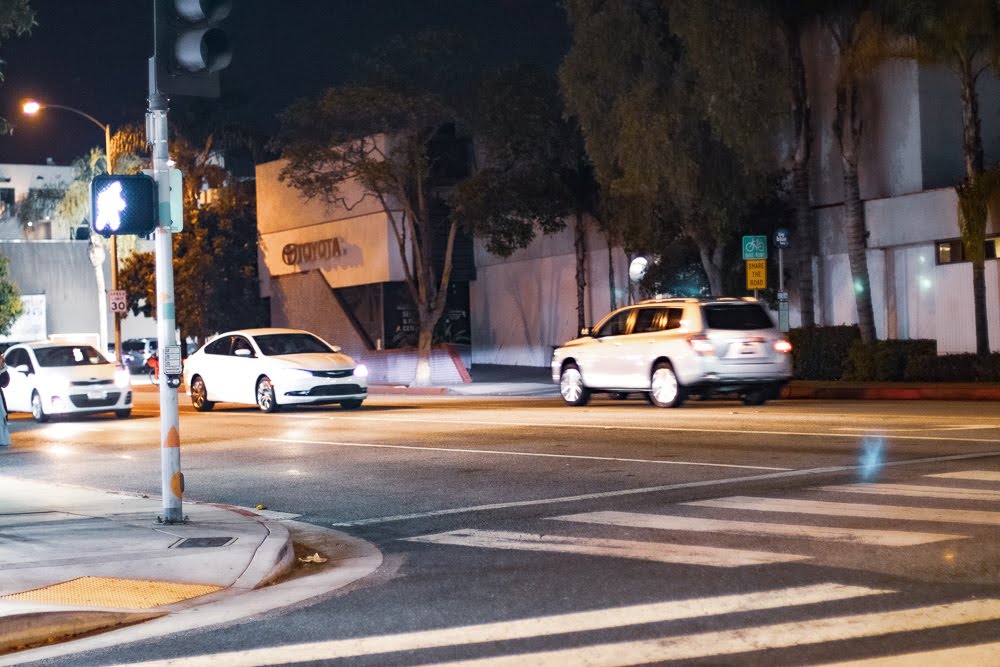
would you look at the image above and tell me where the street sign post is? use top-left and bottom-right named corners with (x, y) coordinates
top-left (746, 259), bottom-right (767, 291)
top-left (742, 235), bottom-right (768, 260)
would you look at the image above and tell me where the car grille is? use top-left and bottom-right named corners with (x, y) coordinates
top-left (306, 384), bottom-right (363, 397)
top-left (71, 379), bottom-right (114, 386)
top-left (69, 392), bottom-right (122, 408)
top-left (310, 369), bottom-right (353, 379)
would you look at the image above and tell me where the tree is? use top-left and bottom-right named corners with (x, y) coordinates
top-left (898, 0), bottom-right (1000, 356)
top-left (0, 0), bottom-right (34, 135)
top-left (0, 254), bottom-right (23, 335)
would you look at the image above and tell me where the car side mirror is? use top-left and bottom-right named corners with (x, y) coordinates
top-left (579, 327), bottom-right (591, 337)
top-left (234, 349), bottom-right (253, 358)
top-left (14, 364), bottom-right (29, 374)
top-left (330, 345), bottom-right (342, 353)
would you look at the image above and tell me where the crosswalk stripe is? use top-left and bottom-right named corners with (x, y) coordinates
top-left (687, 496), bottom-right (1000, 526)
top-left (551, 511), bottom-right (965, 546)
top-left (813, 640), bottom-right (1000, 666)
top-left (405, 529), bottom-right (809, 566)
top-left (407, 600), bottom-right (1000, 667)
top-left (104, 584), bottom-right (891, 667)
top-left (928, 470), bottom-right (1000, 482)
top-left (819, 483), bottom-right (1000, 502)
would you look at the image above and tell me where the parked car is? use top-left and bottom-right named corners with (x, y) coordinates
top-left (121, 337), bottom-right (158, 373)
top-left (551, 297), bottom-right (793, 408)
top-left (3, 341), bottom-right (133, 422)
top-left (182, 328), bottom-right (368, 413)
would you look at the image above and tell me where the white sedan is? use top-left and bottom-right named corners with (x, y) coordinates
top-left (3, 341), bottom-right (132, 422)
top-left (183, 328), bottom-right (368, 413)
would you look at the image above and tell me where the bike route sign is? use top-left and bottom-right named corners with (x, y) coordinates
top-left (742, 235), bottom-right (768, 260)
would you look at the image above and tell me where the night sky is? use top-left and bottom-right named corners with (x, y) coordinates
top-left (0, 0), bottom-right (570, 166)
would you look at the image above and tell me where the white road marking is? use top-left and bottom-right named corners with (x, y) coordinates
top-left (928, 470), bottom-right (1000, 482)
top-left (688, 496), bottom-right (1000, 526)
top-left (404, 528), bottom-right (809, 566)
top-left (820, 483), bottom-right (1000, 502)
top-left (552, 511), bottom-right (965, 546)
top-left (331, 451), bottom-right (1000, 527)
top-left (262, 437), bottom-right (789, 471)
top-left (833, 425), bottom-right (1000, 433)
top-left (328, 414), bottom-right (1000, 445)
top-left (814, 641), bottom-right (1000, 666)
top-left (413, 601), bottom-right (1000, 666)
top-left (102, 583), bottom-right (891, 667)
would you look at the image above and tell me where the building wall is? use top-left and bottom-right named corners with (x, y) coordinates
top-left (0, 163), bottom-right (75, 240)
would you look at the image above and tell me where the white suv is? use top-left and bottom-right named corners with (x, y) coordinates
top-left (551, 298), bottom-right (792, 407)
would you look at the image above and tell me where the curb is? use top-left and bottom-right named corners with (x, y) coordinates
top-left (0, 610), bottom-right (164, 656)
top-left (784, 383), bottom-right (1000, 401)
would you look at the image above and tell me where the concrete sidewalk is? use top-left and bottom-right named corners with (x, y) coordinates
top-left (0, 477), bottom-right (294, 656)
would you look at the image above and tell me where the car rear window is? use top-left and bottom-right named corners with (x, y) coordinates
top-left (703, 304), bottom-right (774, 330)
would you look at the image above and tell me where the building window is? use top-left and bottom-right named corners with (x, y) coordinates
top-left (935, 236), bottom-right (999, 265)
top-left (0, 188), bottom-right (14, 218)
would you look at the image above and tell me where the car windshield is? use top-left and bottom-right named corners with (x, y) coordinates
top-left (253, 333), bottom-right (334, 356)
top-left (35, 345), bottom-right (110, 367)
top-left (122, 341), bottom-right (147, 352)
top-left (703, 304), bottom-right (774, 330)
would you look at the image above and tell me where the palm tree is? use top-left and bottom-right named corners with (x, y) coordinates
top-left (899, 0), bottom-right (1000, 356)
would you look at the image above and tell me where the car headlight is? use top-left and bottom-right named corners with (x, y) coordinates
top-left (114, 368), bottom-right (131, 388)
top-left (353, 364), bottom-right (369, 379)
top-left (276, 368), bottom-right (313, 382)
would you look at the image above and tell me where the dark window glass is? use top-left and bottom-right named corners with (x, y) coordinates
top-left (231, 337), bottom-right (255, 356)
top-left (633, 308), bottom-right (663, 334)
top-left (4, 348), bottom-right (25, 368)
top-left (987, 238), bottom-right (998, 260)
top-left (254, 333), bottom-right (333, 356)
top-left (122, 340), bottom-right (147, 353)
top-left (34, 345), bottom-right (109, 367)
top-left (666, 308), bottom-right (684, 330)
top-left (595, 310), bottom-right (631, 338)
top-left (703, 304), bottom-right (774, 331)
top-left (204, 338), bottom-right (231, 356)
top-left (936, 237), bottom-right (999, 264)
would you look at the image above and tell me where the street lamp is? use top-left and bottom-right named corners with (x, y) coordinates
top-left (22, 99), bottom-right (123, 366)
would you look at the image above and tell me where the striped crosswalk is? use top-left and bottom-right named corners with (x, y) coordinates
top-left (399, 468), bottom-right (1000, 665)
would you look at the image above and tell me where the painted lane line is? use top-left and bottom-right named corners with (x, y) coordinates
top-left (928, 470), bottom-right (1000, 482)
top-left (262, 437), bottom-right (791, 471)
top-left (813, 640), bottom-right (1000, 666)
top-left (329, 414), bottom-right (1000, 445)
top-left (819, 483), bottom-right (1000, 502)
top-left (331, 451), bottom-right (1000, 527)
top-left (688, 496), bottom-right (1000, 526)
top-left (551, 511), bottom-right (965, 547)
top-left (404, 529), bottom-right (809, 566)
top-left (411, 601), bottom-right (1000, 667)
top-left (103, 583), bottom-right (891, 667)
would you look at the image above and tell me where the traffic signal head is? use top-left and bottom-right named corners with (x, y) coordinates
top-left (91, 174), bottom-right (159, 237)
top-left (154, 0), bottom-right (232, 98)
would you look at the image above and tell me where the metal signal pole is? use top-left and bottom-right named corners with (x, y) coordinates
top-left (148, 58), bottom-right (184, 524)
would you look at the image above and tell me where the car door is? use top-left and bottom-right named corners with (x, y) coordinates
top-left (632, 307), bottom-right (685, 382)
top-left (227, 335), bottom-right (262, 405)
top-left (582, 309), bottom-right (635, 389)
top-left (196, 337), bottom-right (236, 402)
top-left (3, 347), bottom-right (33, 412)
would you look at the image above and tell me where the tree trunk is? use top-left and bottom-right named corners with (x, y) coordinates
top-left (959, 59), bottom-right (984, 179)
top-left (87, 235), bottom-right (109, 354)
top-left (787, 24), bottom-right (815, 326)
top-left (972, 259), bottom-right (989, 357)
top-left (413, 319), bottom-right (434, 387)
top-left (835, 80), bottom-right (876, 344)
top-left (607, 238), bottom-right (616, 311)
top-left (698, 243), bottom-right (724, 298)
top-left (574, 212), bottom-right (588, 331)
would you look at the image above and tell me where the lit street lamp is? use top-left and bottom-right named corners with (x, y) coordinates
top-left (22, 99), bottom-right (123, 365)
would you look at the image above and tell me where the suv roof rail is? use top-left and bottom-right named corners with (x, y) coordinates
top-left (638, 296), bottom-right (700, 304)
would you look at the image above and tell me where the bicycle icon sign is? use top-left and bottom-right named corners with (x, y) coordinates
top-left (742, 235), bottom-right (768, 260)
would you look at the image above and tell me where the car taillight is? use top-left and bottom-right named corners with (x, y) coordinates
top-left (774, 339), bottom-right (792, 354)
top-left (688, 335), bottom-right (715, 355)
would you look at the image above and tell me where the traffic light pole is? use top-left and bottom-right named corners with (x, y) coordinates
top-left (149, 58), bottom-right (184, 524)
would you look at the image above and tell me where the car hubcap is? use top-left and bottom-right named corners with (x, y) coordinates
top-left (257, 382), bottom-right (272, 410)
top-left (192, 381), bottom-right (205, 407)
top-left (652, 368), bottom-right (678, 404)
top-left (31, 395), bottom-right (42, 419)
top-left (561, 368), bottom-right (583, 402)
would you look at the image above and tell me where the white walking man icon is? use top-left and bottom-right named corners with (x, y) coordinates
top-left (94, 181), bottom-right (127, 233)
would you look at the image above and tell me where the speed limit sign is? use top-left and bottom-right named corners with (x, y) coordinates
top-left (109, 290), bottom-right (127, 314)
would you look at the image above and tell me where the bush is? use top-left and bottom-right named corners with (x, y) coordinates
top-left (788, 326), bottom-right (860, 380)
top-left (844, 339), bottom-right (937, 381)
top-left (904, 352), bottom-right (1000, 382)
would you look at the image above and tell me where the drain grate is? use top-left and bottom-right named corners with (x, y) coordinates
top-left (171, 537), bottom-right (235, 549)
top-left (0, 576), bottom-right (222, 609)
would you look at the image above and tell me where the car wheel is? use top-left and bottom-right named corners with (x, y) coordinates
top-left (649, 362), bottom-right (685, 408)
top-left (256, 376), bottom-right (279, 413)
top-left (341, 399), bottom-right (363, 410)
top-left (31, 391), bottom-right (49, 423)
top-left (190, 376), bottom-right (215, 412)
top-left (559, 363), bottom-right (590, 407)
top-left (742, 387), bottom-right (770, 406)
top-left (115, 409), bottom-right (132, 419)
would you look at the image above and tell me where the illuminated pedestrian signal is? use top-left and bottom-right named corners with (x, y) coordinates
top-left (90, 175), bottom-right (158, 237)
top-left (154, 0), bottom-right (233, 97)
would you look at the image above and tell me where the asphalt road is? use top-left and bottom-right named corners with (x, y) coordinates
top-left (4, 388), bottom-right (1000, 666)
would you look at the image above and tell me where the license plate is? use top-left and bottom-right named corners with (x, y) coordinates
top-left (87, 390), bottom-right (105, 400)
top-left (728, 341), bottom-right (763, 358)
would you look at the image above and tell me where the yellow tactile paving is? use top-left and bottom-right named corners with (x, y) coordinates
top-left (0, 576), bottom-right (222, 610)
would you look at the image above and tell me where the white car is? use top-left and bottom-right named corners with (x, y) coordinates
top-left (3, 341), bottom-right (133, 422)
top-left (552, 297), bottom-right (793, 408)
top-left (183, 328), bottom-right (368, 413)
